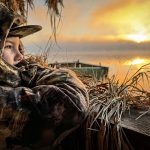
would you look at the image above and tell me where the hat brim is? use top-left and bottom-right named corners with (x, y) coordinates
top-left (8, 25), bottom-right (42, 38)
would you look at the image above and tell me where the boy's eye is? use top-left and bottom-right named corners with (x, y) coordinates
top-left (4, 45), bottom-right (13, 49)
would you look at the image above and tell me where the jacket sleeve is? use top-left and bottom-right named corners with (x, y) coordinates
top-left (19, 62), bottom-right (89, 113)
top-left (4, 62), bottom-right (89, 147)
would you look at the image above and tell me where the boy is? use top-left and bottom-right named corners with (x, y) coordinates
top-left (0, 3), bottom-right (88, 149)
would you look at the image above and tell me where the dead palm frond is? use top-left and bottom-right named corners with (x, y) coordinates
top-left (0, 0), bottom-right (63, 17)
top-left (45, 0), bottom-right (63, 16)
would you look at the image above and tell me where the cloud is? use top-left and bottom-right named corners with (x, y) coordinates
top-left (22, 0), bottom-right (150, 52)
top-left (90, 0), bottom-right (150, 38)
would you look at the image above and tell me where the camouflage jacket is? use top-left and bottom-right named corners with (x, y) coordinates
top-left (0, 59), bottom-right (89, 149)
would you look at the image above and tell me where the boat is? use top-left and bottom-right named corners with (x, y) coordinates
top-left (49, 60), bottom-right (109, 80)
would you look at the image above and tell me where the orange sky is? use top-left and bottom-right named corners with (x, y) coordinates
top-left (22, 0), bottom-right (150, 44)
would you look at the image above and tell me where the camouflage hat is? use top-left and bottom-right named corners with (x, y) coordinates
top-left (8, 24), bottom-right (42, 38)
top-left (0, 3), bottom-right (42, 39)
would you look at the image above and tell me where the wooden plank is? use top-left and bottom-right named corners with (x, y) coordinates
top-left (120, 109), bottom-right (150, 136)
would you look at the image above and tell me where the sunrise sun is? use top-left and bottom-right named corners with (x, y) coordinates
top-left (126, 34), bottom-right (147, 43)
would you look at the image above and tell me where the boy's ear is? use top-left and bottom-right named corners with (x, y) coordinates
top-left (19, 40), bottom-right (24, 55)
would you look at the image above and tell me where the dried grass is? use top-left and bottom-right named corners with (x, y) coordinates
top-left (25, 54), bottom-right (49, 67)
top-left (76, 64), bottom-right (150, 150)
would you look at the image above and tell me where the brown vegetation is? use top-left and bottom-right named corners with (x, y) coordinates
top-left (75, 64), bottom-right (150, 150)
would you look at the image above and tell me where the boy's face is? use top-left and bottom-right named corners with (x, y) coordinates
top-left (2, 37), bottom-right (24, 65)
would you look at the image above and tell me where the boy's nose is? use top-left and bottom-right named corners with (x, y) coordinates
top-left (14, 51), bottom-right (23, 64)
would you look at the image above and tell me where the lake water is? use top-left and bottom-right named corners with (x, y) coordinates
top-left (45, 49), bottom-right (150, 81)
top-left (24, 41), bottom-right (150, 90)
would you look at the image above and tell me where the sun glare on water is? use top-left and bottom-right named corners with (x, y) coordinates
top-left (124, 58), bottom-right (150, 66)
